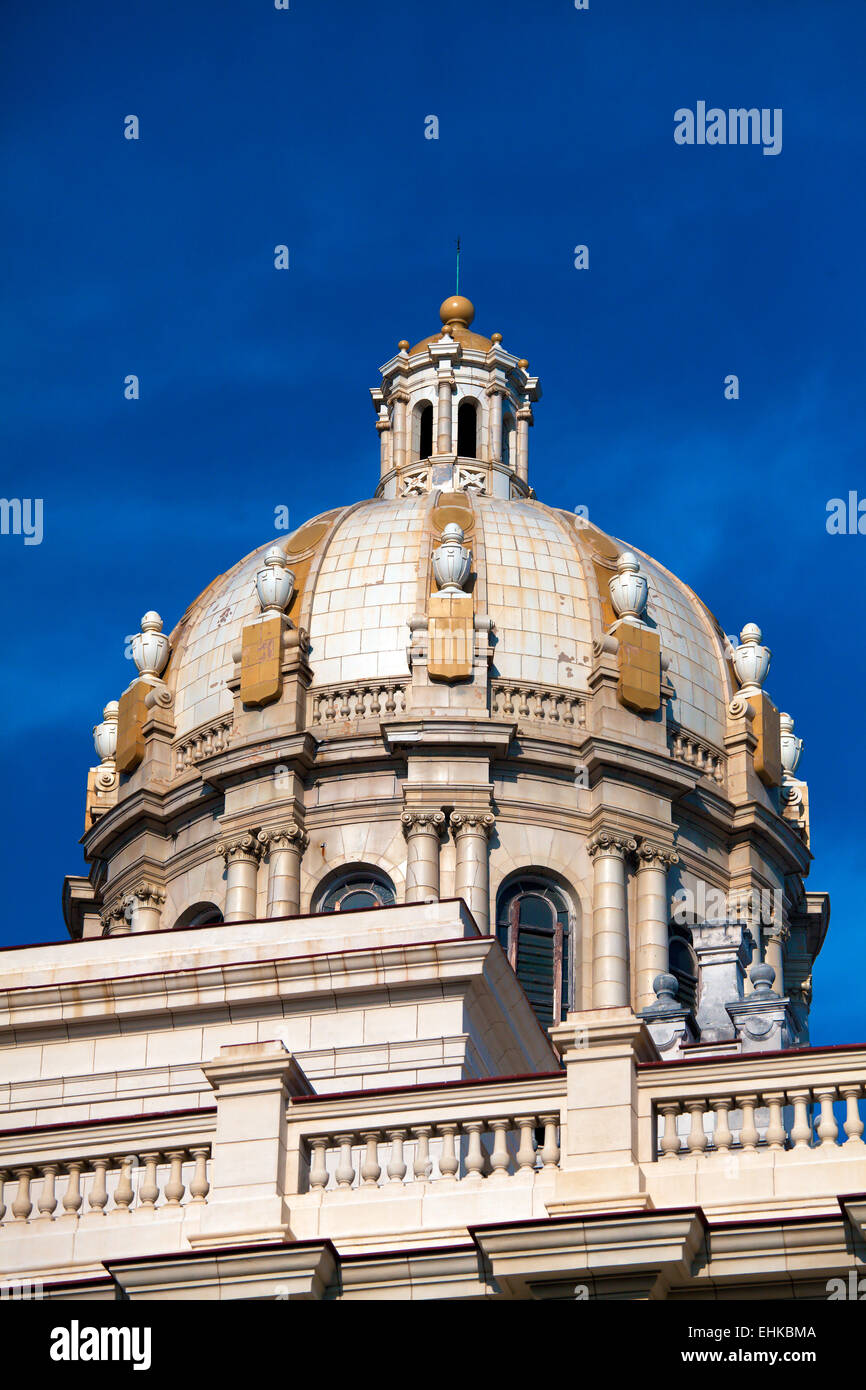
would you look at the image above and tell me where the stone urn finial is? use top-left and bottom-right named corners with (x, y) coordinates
top-left (779, 712), bottom-right (803, 777)
top-left (749, 962), bottom-right (777, 996)
top-left (92, 700), bottom-right (119, 764)
top-left (432, 522), bottom-right (472, 594)
top-left (609, 550), bottom-right (648, 622)
top-left (731, 623), bottom-right (771, 697)
top-left (132, 613), bottom-right (170, 678)
top-left (255, 546), bottom-right (295, 614)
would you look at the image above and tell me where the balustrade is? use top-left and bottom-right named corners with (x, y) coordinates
top-left (304, 1114), bottom-right (560, 1192)
top-left (0, 1147), bottom-right (210, 1227)
top-left (309, 681), bottom-right (407, 725)
top-left (654, 1084), bottom-right (866, 1159)
top-left (491, 682), bottom-right (585, 730)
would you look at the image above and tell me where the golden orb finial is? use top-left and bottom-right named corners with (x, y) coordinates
top-left (439, 294), bottom-right (475, 329)
top-left (491, 332), bottom-right (503, 344)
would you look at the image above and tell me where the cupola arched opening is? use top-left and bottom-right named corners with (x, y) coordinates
top-left (413, 400), bottom-right (434, 461)
top-left (495, 876), bottom-right (574, 1030)
top-left (501, 411), bottom-right (515, 469)
top-left (457, 399), bottom-right (478, 459)
top-left (174, 902), bottom-right (223, 929)
top-left (314, 867), bottom-right (396, 914)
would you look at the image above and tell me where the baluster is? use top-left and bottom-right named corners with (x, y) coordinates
top-left (308, 1138), bottom-right (330, 1191)
top-left (789, 1090), bottom-right (812, 1148)
top-left (36, 1164), bottom-right (59, 1220)
top-left (501, 688), bottom-right (514, 717)
top-left (816, 1088), bottom-right (839, 1147)
top-left (463, 1121), bottom-right (487, 1182)
top-left (841, 1086), bottom-right (865, 1146)
top-left (114, 1155), bottom-right (137, 1211)
top-left (517, 687), bottom-right (530, 718)
top-left (163, 1151), bottom-right (186, 1207)
top-left (188, 1148), bottom-right (211, 1203)
top-left (412, 1126), bottom-right (433, 1181)
top-left (0, 1170), bottom-right (6, 1224)
top-left (437, 1124), bottom-right (460, 1179)
top-left (360, 1132), bottom-right (382, 1186)
top-left (538, 1114), bottom-right (560, 1168)
top-left (686, 1100), bottom-right (708, 1154)
top-left (710, 1099), bottom-right (733, 1152)
top-left (384, 685), bottom-right (397, 716)
top-left (489, 1119), bottom-right (511, 1178)
top-left (11, 1168), bottom-right (33, 1222)
top-left (659, 1102), bottom-right (681, 1159)
top-left (562, 697), bottom-right (575, 726)
top-left (139, 1152), bottom-right (161, 1209)
top-left (762, 1092), bottom-right (787, 1150)
top-left (386, 1130), bottom-right (407, 1184)
top-left (516, 1116), bottom-right (538, 1171)
top-left (737, 1095), bottom-right (759, 1151)
top-left (323, 692), bottom-right (335, 722)
top-left (335, 1135), bottom-right (357, 1189)
top-left (88, 1159), bottom-right (109, 1215)
top-left (61, 1161), bottom-right (83, 1217)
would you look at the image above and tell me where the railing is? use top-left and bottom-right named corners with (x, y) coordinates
top-left (668, 728), bottom-right (726, 787)
top-left (639, 1049), bottom-right (866, 1162)
top-left (491, 682), bottom-right (586, 730)
top-left (308, 681), bottom-right (408, 725)
top-left (302, 1115), bottom-right (561, 1192)
top-left (0, 1147), bottom-right (211, 1226)
top-left (173, 718), bottom-right (233, 775)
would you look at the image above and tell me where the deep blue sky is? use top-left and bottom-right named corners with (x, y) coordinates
top-left (1, 1), bottom-right (863, 1042)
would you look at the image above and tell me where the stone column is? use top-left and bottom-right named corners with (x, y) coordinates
top-left (635, 843), bottom-right (678, 1011)
top-left (376, 409), bottom-right (391, 482)
top-left (391, 391), bottom-right (409, 471)
top-left (126, 881), bottom-right (166, 933)
top-left (401, 811), bottom-right (446, 902)
top-left (764, 926), bottom-right (788, 994)
top-left (516, 406), bottom-right (533, 482)
top-left (486, 385), bottom-right (503, 463)
top-left (450, 811), bottom-right (495, 934)
top-left (436, 372), bottom-right (453, 454)
top-left (216, 830), bottom-right (264, 922)
top-left (260, 823), bottom-right (308, 918)
top-left (587, 829), bottom-right (636, 1009)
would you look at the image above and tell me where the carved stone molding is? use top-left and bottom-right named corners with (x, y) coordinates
top-left (215, 830), bottom-right (265, 865)
top-left (586, 828), bottom-right (638, 860)
top-left (449, 810), bottom-right (495, 839)
top-left (636, 841), bottom-right (679, 871)
top-left (401, 810), bottom-right (447, 839)
top-left (258, 823), bottom-right (309, 855)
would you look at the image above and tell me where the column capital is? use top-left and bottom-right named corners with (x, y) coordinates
top-left (587, 827), bottom-right (637, 861)
top-left (636, 840), bottom-right (679, 870)
top-left (99, 898), bottom-right (130, 933)
top-left (401, 809), bottom-right (446, 839)
top-left (216, 829), bottom-right (265, 864)
top-left (128, 879), bottom-right (166, 907)
top-left (450, 810), bottom-right (495, 839)
top-left (258, 822), bottom-right (309, 855)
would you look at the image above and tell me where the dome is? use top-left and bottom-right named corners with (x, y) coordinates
top-left (166, 496), bottom-right (732, 751)
top-left (72, 290), bottom-right (823, 1055)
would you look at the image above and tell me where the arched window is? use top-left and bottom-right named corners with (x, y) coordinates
top-left (412, 400), bottom-right (434, 460)
top-left (317, 869), bottom-right (396, 914)
top-left (174, 902), bottom-right (223, 929)
top-left (669, 930), bottom-right (699, 1013)
top-left (495, 879), bottom-right (572, 1029)
top-left (457, 399), bottom-right (478, 458)
top-left (501, 412), bottom-right (515, 469)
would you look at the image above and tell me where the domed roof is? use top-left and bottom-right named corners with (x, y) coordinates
top-left (165, 494), bottom-right (732, 750)
top-left (409, 293), bottom-right (493, 354)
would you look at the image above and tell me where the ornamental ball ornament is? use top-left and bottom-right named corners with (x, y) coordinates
top-left (750, 962), bottom-right (777, 994)
top-left (439, 295), bottom-right (475, 329)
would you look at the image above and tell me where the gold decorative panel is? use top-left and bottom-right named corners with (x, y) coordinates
top-left (752, 692), bottom-right (782, 787)
top-left (115, 680), bottom-right (149, 774)
top-left (616, 622), bottom-right (661, 712)
top-left (428, 592), bottom-right (474, 679)
top-left (240, 617), bottom-right (283, 707)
